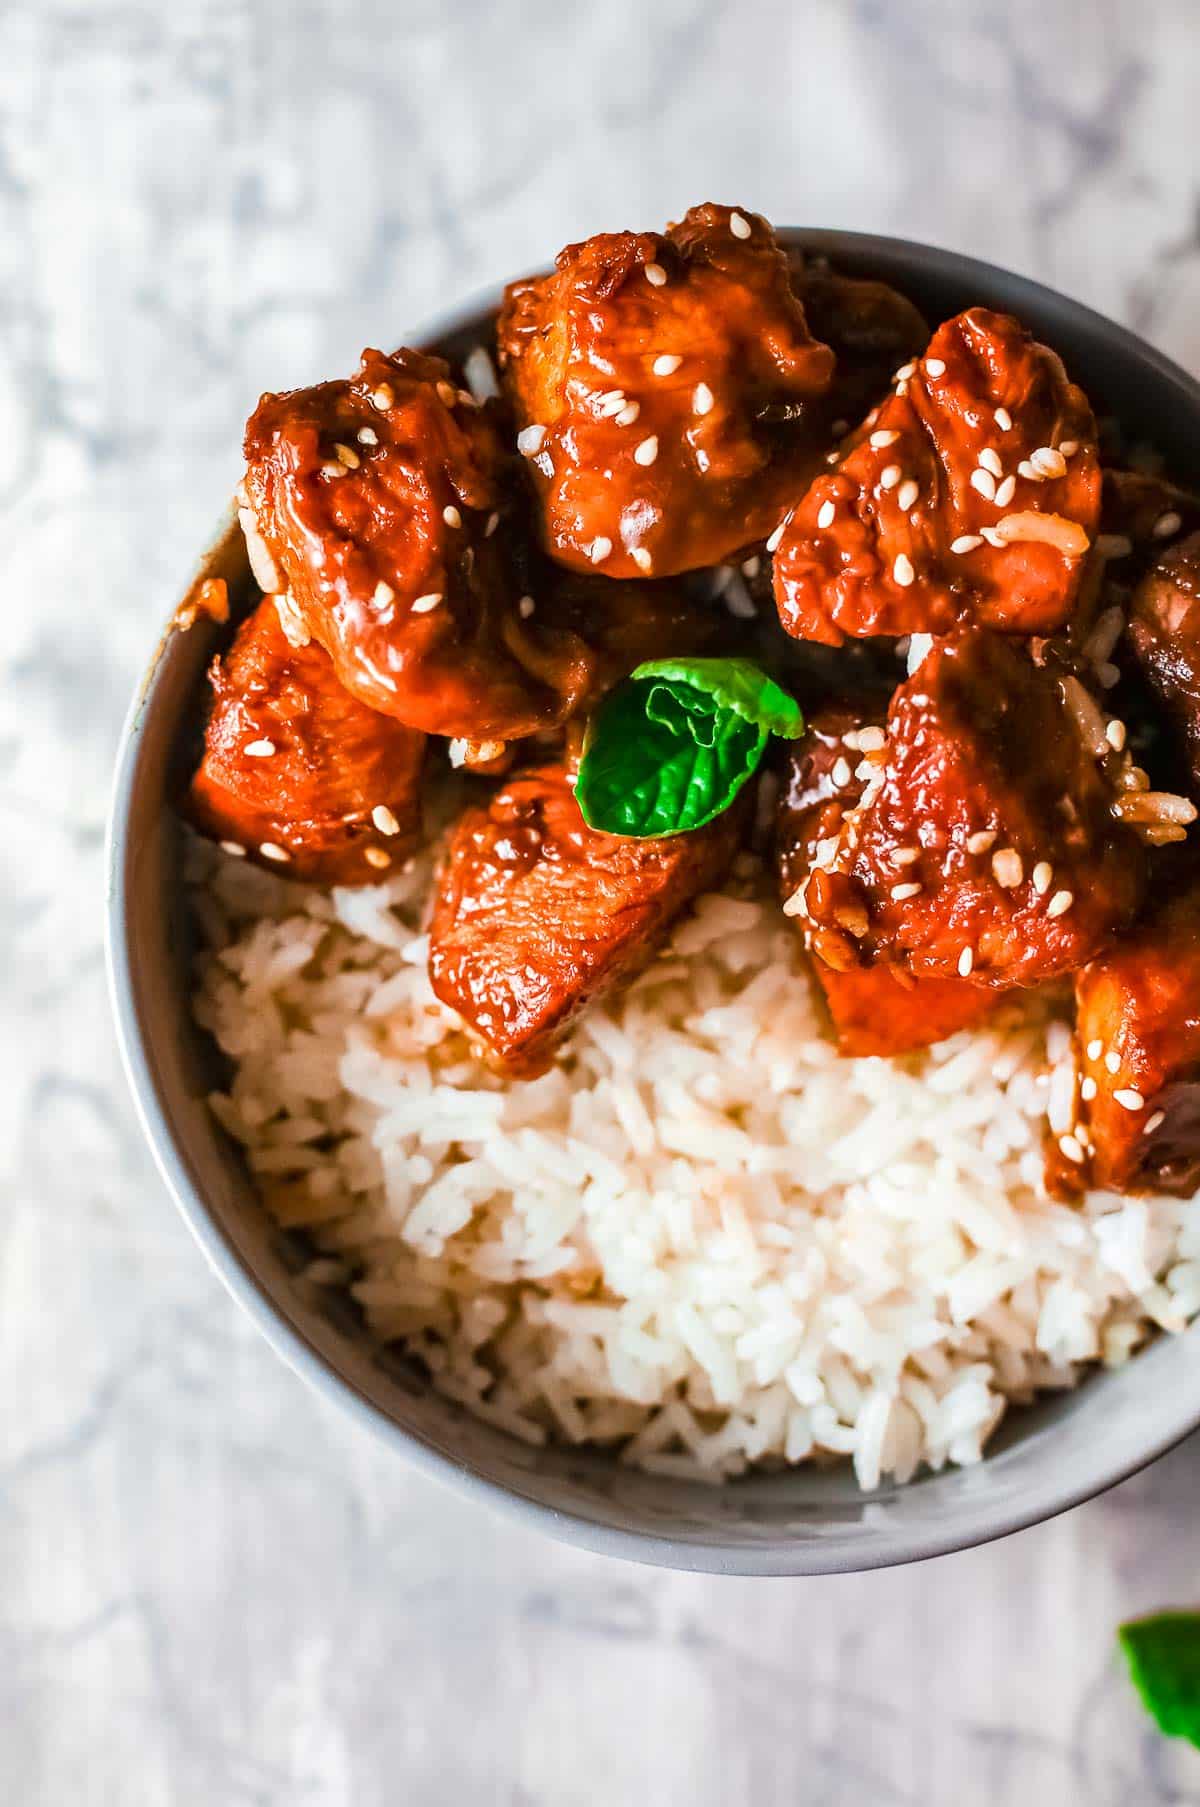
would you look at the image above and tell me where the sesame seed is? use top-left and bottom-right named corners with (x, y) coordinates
top-left (1145, 1111), bottom-right (1166, 1135)
top-left (357, 426), bottom-right (379, 446)
top-left (1032, 861), bottom-right (1053, 895)
top-left (219, 840), bottom-right (246, 858)
top-left (1058, 1133), bottom-right (1085, 1164)
top-left (831, 757), bottom-right (853, 788)
top-left (371, 385), bottom-right (395, 411)
top-left (1031, 446), bottom-right (1067, 478)
top-left (925, 358), bottom-right (946, 377)
top-left (518, 594), bottom-right (535, 619)
top-left (880, 464), bottom-right (901, 490)
top-left (980, 526), bottom-right (1006, 548)
top-left (891, 882), bottom-right (922, 901)
top-left (1105, 1051), bottom-right (1122, 1074)
top-left (597, 390), bottom-right (627, 418)
top-left (1097, 662), bottom-right (1121, 690)
top-left (517, 424), bottom-right (547, 455)
top-left (970, 467), bottom-right (997, 501)
top-left (1081, 1076), bottom-right (1098, 1102)
top-left (870, 429), bottom-right (900, 448)
top-left (692, 382), bottom-right (714, 416)
top-left (631, 547), bottom-right (653, 573)
top-left (979, 448), bottom-right (1003, 478)
top-left (634, 435), bottom-right (659, 466)
top-left (741, 555), bottom-right (761, 578)
top-left (897, 479), bottom-right (919, 512)
top-left (729, 211), bottom-right (752, 239)
top-left (364, 847), bottom-right (391, 871)
top-left (1047, 889), bottom-right (1074, 917)
top-left (244, 738), bottom-right (275, 758)
top-left (958, 946), bottom-right (974, 976)
top-left (652, 354), bottom-right (681, 376)
top-left (485, 512), bottom-right (500, 538)
top-left (1114, 1088), bottom-right (1145, 1112)
top-left (1086, 1039), bottom-right (1104, 1060)
top-left (992, 848), bottom-right (1023, 887)
top-left (893, 845), bottom-right (920, 865)
top-left (1106, 719), bottom-right (1127, 751)
top-left (1154, 511), bottom-right (1183, 539)
top-left (259, 842), bottom-right (290, 863)
top-left (442, 504), bottom-right (462, 528)
top-left (1059, 440), bottom-right (1079, 456)
top-left (1017, 459), bottom-right (1043, 482)
top-left (817, 499), bottom-right (836, 529)
top-left (645, 262), bottom-right (667, 287)
top-left (994, 475), bottom-right (1016, 507)
top-left (857, 726), bottom-right (886, 753)
top-left (590, 536), bottom-right (613, 564)
top-left (893, 553), bottom-right (915, 587)
top-left (952, 534), bottom-right (984, 554)
top-left (967, 830), bottom-right (997, 855)
top-left (321, 461), bottom-right (346, 479)
top-left (436, 380), bottom-right (457, 407)
top-left (616, 401), bottom-right (641, 426)
top-left (411, 592), bottom-right (442, 613)
top-left (766, 518), bottom-right (789, 552)
top-left (372, 805), bottom-right (401, 836)
top-left (894, 361), bottom-right (916, 382)
top-left (994, 407), bottom-right (1013, 431)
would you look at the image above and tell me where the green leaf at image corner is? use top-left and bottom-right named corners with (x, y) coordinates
top-left (1119, 1613), bottom-right (1200, 1747)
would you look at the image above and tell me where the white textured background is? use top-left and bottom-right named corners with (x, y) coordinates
top-left (4, 2), bottom-right (1200, 1801)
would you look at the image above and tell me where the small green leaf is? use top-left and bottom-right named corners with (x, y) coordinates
top-left (1119, 1613), bottom-right (1200, 1747)
top-left (574, 657), bottom-right (803, 838)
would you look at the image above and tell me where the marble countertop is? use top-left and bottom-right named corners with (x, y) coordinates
top-left (5, 1), bottom-right (1200, 1800)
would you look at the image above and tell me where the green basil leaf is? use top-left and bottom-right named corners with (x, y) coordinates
top-left (574, 657), bottom-right (803, 838)
top-left (1119, 1615), bottom-right (1200, 1747)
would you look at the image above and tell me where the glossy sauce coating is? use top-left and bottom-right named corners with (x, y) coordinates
top-left (242, 346), bottom-right (604, 740)
top-left (776, 704), bottom-right (997, 1055)
top-left (497, 204), bottom-right (835, 579)
top-left (773, 308), bottom-right (1100, 645)
top-left (186, 599), bottom-right (425, 882)
top-left (1074, 882), bottom-right (1200, 1193)
top-left (790, 260), bottom-right (929, 442)
top-left (800, 632), bottom-right (1144, 986)
top-left (428, 765), bottom-right (741, 1075)
top-left (1128, 533), bottom-right (1200, 792)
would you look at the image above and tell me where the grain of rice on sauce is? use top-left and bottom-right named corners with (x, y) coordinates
top-left (189, 818), bottom-right (1200, 1491)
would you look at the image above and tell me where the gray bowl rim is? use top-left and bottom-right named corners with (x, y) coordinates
top-left (107, 227), bottom-right (1200, 1575)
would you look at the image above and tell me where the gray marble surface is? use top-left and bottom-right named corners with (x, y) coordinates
top-left (5, 0), bottom-right (1200, 1800)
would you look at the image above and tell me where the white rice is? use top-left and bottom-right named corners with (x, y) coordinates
top-left (189, 830), bottom-right (1200, 1489)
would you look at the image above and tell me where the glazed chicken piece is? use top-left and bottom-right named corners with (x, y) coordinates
top-left (497, 203), bottom-right (836, 580)
top-left (1128, 534), bottom-right (1200, 791)
top-left (773, 308), bottom-right (1101, 645)
top-left (791, 260), bottom-right (929, 440)
top-left (240, 346), bottom-right (605, 741)
top-left (799, 632), bottom-right (1145, 987)
top-left (1074, 883), bottom-right (1200, 1194)
top-left (186, 599), bottom-right (424, 882)
top-left (776, 705), bottom-right (996, 1055)
top-left (428, 765), bottom-right (741, 1075)
top-left (1098, 469), bottom-right (1199, 567)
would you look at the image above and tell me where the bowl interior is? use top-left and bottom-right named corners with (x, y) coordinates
top-left (108, 231), bottom-right (1200, 1574)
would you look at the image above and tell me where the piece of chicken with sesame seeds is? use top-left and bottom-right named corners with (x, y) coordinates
top-left (1073, 881), bottom-right (1200, 1194)
top-left (801, 631), bottom-right (1145, 989)
top-left (775, 702), bottom-right (998, 1056)
top-left (186, 598), bottom-right (425, 883)
top-left (1127, 533), bottom-right (1200, 794)
top-left (496, 204), bottom-right (836, 580)
top-left (240, 346), bottom-right (610, 741)
top-left (428, 765), bottom-right (743, 1076)
top-left (773, 308), bottom-right (1101, 646)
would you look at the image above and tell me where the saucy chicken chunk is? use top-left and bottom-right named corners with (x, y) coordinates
top-left (792, 261), bottom-right (929, 440)
top-left (241, 347), bottom-right (607, 741)
top-left (186, 599), bottom-right (424, 882)
top-left (774, 308), bottom-right (1101, 645)
top-left (497, 203), bottom-right (836, 580)
top-left (1074, 883), bottom-right (1200, 1194)
top-left (428, 765), bottom-right (741, 1075)
top-left (799, 632), bottom-right (1144, 987)
top-left (776, 705), bottom-right (997, 1055)
top-left (1128, 533), bottom-right (1200, 791)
